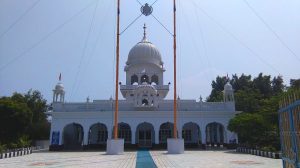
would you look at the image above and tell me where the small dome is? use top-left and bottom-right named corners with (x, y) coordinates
top-left (55, 82), bottom-right (64, 91)
top-left (127, 41), bottom-right (162, 67)
top-left (126, 24), bottom-right (163, 67)
top-left (224, 82), bottom-right (233, 90)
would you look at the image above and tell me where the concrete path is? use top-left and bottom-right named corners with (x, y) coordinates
top-left (150, 150), bottom-right (282, 168)
top-left (0, 150), bottom-right (282, 168)
top-left (0, 151), bottom-right (136, 168)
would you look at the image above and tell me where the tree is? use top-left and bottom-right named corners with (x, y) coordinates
top-left (228, 113), bottom-right (268, 147)
top-left (0, 98), bottom-right (32, 144)
top-left (234, 89), bottom-right (262, 112)
top-left (23, 90), bottom-right (49, 140)
top-left (290, 78), bottom-right (300, 89)
top-left (231, 74), bottom-right (252, 91)
top-left (0, 90), bottom-right (50, 149)
top-left (253, 73), bottom-right (272, 98)
top-left (207, 73), bottom-right (287, 150)
top-left (271, 76), bottom-right (285, 95)
top-left (207, 76), bottom-right (227, 102)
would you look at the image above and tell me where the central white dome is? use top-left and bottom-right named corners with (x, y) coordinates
top-left (224, 82), bottom-right (233, 90)
top-left (55, 82), bottom-right (64, 91)
top-left (126, 26), bottom-right (163, 67)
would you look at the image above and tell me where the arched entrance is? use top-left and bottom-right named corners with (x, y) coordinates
top-left (63, 123), bottom-right (84, 150)
top-left (131, 74), bottom-right (138, 84)
top-left (159, 122), bottom-right (174, 144)
top-left (141, 75), bottom-right (149, 84)
top-left (136, 122), bottom-right (155, 148)
top-left (151, 75), bottom-right (158, 85)
top-left (113, 123), bottom-right (132, 144)
top-left (182, 122), bottom-right (201, 146)
top-left (206, 122), bottom-right (225, 145)
top-left (88, 123), bottom-right (108, 145)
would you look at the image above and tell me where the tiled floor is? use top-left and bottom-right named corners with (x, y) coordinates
top-left (151, 150), bottom-right (282, 168)
top-left (0, 151), bottom-right (136, 168)
top-left (0, 150), bottom-right (282, 168)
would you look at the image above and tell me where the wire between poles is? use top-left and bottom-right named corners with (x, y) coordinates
top-left (151, 0), bottom-right (159, 6)
top-left (0, 0), bottom-right (98, 72)
top-left (190, 0), bottom-right (280, 74)
top-left (71, 0), bottom-right (100, 98)
top-left (0, 0), bottom-right (41, 40)
top-left (243, 0), bottom-right (300, 63)
top-left (120, 14), bottom-right (143, 35)
top-left (151, 14), bottom-right (173, 36)
top-left (136, 0), bottom-right (143, 6)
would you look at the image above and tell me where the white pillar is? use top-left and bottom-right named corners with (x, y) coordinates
top-left (217, 124), bottom-right (220, 143)
top-left (108, 127), bottom-right (112, 139)
top-left (178, 126), bottom-right (182, 139)
top-left (138, 75), bottom-right (141, 84)
top-left (49, 128), bottom-right (53, 145)
top-left (201, 128), bottom-right (206, 144)
top-left (207, 126), bottom-right (210, 143)
top-left (83, 126), bottom-right (89, 145)
top-left (59, 128), bottom-right (64, 145)
top-left (131, 126), bottom-right (136, 144)
top-left (155, 126), bottom-right (160, 144)
top-left (52, 93), bottom-right (55, 102)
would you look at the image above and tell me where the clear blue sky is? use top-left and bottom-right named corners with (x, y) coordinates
top-left (0, 0), bottom-right (299, 103)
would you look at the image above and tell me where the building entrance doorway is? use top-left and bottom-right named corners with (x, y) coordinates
top-left (138, 129), bottom-right (152, 148)
top-left (136, 122), bottom-right (155, 148)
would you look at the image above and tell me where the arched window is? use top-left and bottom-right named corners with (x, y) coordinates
top-left (88, 123), bottom-right (108, 145)
top-left (205, 122), bottom-right (225, 145)
top-left (63, 123), bottom-right (84, 150)
top-left (182, 122), bottom-right (201, 145)
top-left (142, 99), bottom-right (149, 106)
top-left (151, 75), bottom-right (159, 85)
top-left (159, 122), bottom-right (175, 144)
top-left (141, 75), bottom-right (149, 84)
top-left (117, 123), bottom-right (132, 144)
top-left (136, 122), bottom-right (155, 148)
top-left (131, 75), bottom-right (138, 85)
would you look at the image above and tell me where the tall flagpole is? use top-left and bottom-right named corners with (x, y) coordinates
top-left (173, 0), bottom-right (177, 139)
top-left (114, 0), bottom-right (121, 140)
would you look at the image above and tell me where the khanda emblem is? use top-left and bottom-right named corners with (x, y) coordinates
top-left (141, 3), bottom-right (153, 16)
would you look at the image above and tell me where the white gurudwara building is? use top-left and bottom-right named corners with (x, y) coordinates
top-left (48, 26), bottom-right (238, 150)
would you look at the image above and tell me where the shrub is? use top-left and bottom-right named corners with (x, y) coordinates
top-left (17, 135), bottom-right (31, 148)
top-left (261, 146), bottom-right (276, 152)
top-left (0, 143), bottom-right (6, 153)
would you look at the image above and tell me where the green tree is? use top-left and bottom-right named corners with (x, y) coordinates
top-left (253, 73), bottom-right (272, 98)
top-left (207, 73), bottom-right (285, 150)
top-left (228, 113), bottom-right (268, 147)
top-left (290, 78), bottom-right (300, 89)
top-left (23, 90), bottom-right (49, 140)
top-left (0, 98), bottom-right (32, 144)
top-left (207, 76), bottom-right (227, 102)
top-left (231, 74), bottom-right (252, 91)
top-left (234, 89), bottom-right (262, 112)
top-left (0, 90), bottom-right (50, 149)
top-left (271, 76), bottom-right (285, 95)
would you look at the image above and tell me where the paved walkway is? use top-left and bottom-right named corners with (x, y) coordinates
top-left (150, 150), bottom-right (282, 168)
top-left (136, 149), bottom-right (157, 168)
top-left (0, 150), bottom-right (282, 168)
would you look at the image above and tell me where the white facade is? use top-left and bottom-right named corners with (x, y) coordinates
top-left (48, 26), bottom-right (238, 149)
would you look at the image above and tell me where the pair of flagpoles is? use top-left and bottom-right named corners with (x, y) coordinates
top-left (113, 0), bottom-right (178, 139)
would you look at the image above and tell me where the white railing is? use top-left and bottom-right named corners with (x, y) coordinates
top-left (51, 101), bottom-right (235, 112)
top-left (120, 85), bottom-right (169, 90)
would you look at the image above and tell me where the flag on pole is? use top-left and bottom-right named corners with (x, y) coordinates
top-left (59, 73), bottom-right (61, 81)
